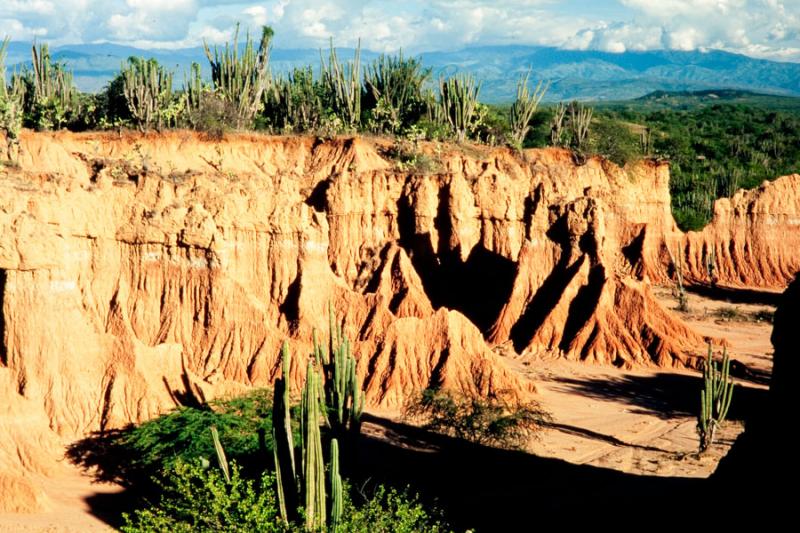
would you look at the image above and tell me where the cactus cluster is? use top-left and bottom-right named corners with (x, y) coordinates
top-left (271, 309), bottom-right (364, 530)
top-left (320, 40), bottom-right (362, 130)
top-left (28, 43), bottom-right (79, 130)
top-left (122, 58), bottom-right (174, 131)
top-left (567, 101), bottom-right (593, 151)
top-left (203, 24), bottom-right (273, 128)
top-left (698, 343), bottom-right (735, 452)
top-left (317, 307), bottom-right (364, 436)
top-left (436, 74), bottom-right (482, 142)
top-left (363, 52), bottom-right (430, 134)
top-left (265, 67), bottom-right (322, 133)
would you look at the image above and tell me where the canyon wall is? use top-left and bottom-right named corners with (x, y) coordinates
top-left (1, 131), bottom-right (797, 511)
top-left (682, 175), bottom-right (800, 289)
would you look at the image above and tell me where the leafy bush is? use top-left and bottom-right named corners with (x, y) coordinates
top-left (188, 92), bottom-right (241, 140)
top-left (122, 461), bottom-right (287, 533)
top-left (404, 388), bottom-right (550, 449)
top-left (66, 389), bottom-right (275, 488)
top-left (340, 486), bottom-right (448, 533)
top-left (122, 459), bottom-right (449, 533)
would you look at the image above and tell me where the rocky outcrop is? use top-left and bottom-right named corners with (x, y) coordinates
top-left (682, 175), bottom-right (800, 289)
top-left (0, 131), bottom-right (750, 511)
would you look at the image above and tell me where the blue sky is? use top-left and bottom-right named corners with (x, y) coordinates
top-left (2, 1), bottom-right (799, 61)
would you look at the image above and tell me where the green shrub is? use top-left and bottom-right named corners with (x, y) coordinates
top-left (121, 460), bottom-right (287, 533)
top-left (188, 92), bottom-right (240, 140)
top-left (65, 389), bottom-right (277, 487)
top-left (339, 486), bottom-right (448, 533)
top-left (404, 388), bottom-right (550, 449)
top-left (126, 389), bottom-right (274, 471)
top-left (122, 459), bottom-right (449, 533)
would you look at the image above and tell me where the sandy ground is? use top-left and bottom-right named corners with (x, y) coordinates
top-left (516, 287), bottom-right (773, 478)
top-left (1, 288), bottom-right (775, 531)
top-left (0, 466), bottom-right (121, 532)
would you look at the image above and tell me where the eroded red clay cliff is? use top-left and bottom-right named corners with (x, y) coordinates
top-left (1, 130), bottom-right (781, 511)
top-left (681, 175), bottom-right (800, 289)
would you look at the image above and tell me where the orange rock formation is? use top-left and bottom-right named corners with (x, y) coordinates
top-left (682, 175), bottom-right (800, 289)
top-left (1, 130), bottom-right (796, 511)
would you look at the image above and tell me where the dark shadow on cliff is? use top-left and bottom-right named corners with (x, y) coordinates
top-left (396, 184), bottom-right (517, 333)
top-left (550, 372), bottom-right (767, 421)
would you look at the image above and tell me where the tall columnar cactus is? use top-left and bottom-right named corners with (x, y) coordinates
top-left (320, 39), bottom-right (362, 129)
top-left (28, 43), bottom-right (79, 130)
top-left (666, 245), bottom-right (689, 312)
top-left (316, 304), bottom-right (364, 437)
top-left (203, 24), bottom-right (273, 129)
top-left (640, 125), bottom-right (652, 156)
top-left (122, 58), bottom-right (173, 131)
top-left (0, 37), bottom-right (8, 101)
top-left (508, 71), bottom-right (548, 148)
top-left (550, 102), bottom-right (567, 146)
top-left (210, 425), bottom-right (231, 483)
top-left (301, 361), bottom-right (327, 530)
top-left (706, 247), bottom-right (717, 286)
top-left (329, 438), bottom-right (344, 528)
top-left (272, 312), bottom-right (363, 530)
top-left (272, 342), bottom-right (297, 521)
top-left (437, 74), bottom-right (482, 142)
top-left (698, 343), bottom-right (735, 452)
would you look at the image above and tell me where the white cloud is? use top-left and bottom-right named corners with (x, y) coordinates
top-left (0, 0), bottom-right (798, 62)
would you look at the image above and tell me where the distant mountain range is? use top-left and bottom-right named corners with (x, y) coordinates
top-left (4, 41), bottom-right (800, 102)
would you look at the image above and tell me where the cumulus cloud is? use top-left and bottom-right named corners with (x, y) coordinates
top-left (613, 0), bottom-right (800, 59)
top-left (0, 0), bottom-right (798, 61)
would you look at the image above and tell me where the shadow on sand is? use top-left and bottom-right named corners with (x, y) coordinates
top-left (68, 402), bottom-right (755, 531)
top-left (549, 371), bottom-right (767, 421)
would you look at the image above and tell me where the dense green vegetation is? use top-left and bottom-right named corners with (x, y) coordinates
top-left (3, 30), bottom-right (799, 232)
